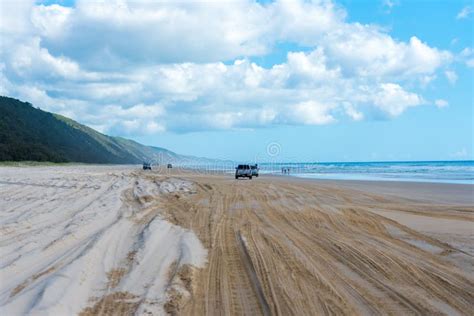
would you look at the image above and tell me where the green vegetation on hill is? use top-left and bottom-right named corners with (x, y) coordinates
top-left (0, 96), bottom-right (178, 164)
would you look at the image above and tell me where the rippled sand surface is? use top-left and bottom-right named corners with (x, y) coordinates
top-left (1, 166), bottom-right (473, 315)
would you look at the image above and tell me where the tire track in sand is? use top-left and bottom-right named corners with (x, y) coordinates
top-left (203, 182), bottom-right (267, 316)
top-left (156, 171), bottom-right (474, 316)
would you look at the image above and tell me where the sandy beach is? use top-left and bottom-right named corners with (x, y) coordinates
top-left (1, 165), bottom-right (473, 315)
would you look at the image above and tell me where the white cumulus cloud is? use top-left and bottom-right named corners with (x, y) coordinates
top-left (372, 83), bottom-right (423, 117)
top-left (0, 0), bottom-right (458, 135)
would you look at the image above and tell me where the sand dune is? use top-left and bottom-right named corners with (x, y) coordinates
top-left (1, 166), bottom-right (473, 315)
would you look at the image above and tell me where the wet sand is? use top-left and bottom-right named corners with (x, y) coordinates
top-left (1, 166), bottom-right (473, 315)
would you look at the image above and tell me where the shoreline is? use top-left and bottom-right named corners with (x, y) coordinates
top-left (291, 173), bottom-right (474, 185)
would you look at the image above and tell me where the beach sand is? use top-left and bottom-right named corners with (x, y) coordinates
top-left (1, 166), bottom-right (473, 315)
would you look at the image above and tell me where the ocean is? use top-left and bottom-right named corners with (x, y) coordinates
top-left (257, 160), bottom-right (474, 184)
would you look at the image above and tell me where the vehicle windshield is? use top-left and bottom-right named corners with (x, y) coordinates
top-left (237, 165), bottom-right (249, 169)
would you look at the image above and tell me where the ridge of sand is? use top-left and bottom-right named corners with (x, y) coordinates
top-left (0, 166), bottom-right (206, 315)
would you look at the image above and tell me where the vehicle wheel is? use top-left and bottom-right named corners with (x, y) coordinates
top-left (256, 174), bottom-right (259, 177)
top-left (235, 176), bottom-right (238, 179)
top-left (249, 176), bottom-right (252, 180)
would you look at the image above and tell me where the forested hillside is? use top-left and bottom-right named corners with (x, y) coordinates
top-left (0, 96), bottom-right (178, 163)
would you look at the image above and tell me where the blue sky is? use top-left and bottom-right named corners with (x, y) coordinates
top-left (1, 0), bottom-right (472, 162)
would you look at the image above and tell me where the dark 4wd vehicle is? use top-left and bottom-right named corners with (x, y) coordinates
top-left (235, 164), bottom-right (252, 179)
top-left (143, 162), bottom-right (152, 170)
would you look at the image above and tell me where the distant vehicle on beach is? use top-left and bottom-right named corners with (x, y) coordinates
top-left (251, 164), bottom-right (259, 177)
top-left (143, 162), bottom-right (152, 170)
top-left (235, 164), bottom-right (253, 179)
top-left (167, 164), bottom-right (173, 168)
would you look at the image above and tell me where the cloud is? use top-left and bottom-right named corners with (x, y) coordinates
top-left (31, 4), bottom-right (72, 38)
top-left (456, 6), bottom-right (473, 19)
top-left (460, 48), bottom-right (474, 68)
top-left (0, 0), bottom-right (455, 135)
top-left (371, 83), bottom-right (423, 117)
top-left (444, 70), bottom-right (458, 85)
top-left (434, 99), bottom-right (448, 108)
top-left (4, 37), bottom-right (85, 81)
top-left (0, 0), bottom-right (35, 36)
top-left (287, 101), bottom-right (336, 125)
top-left (31, 0), bottom-right (272, 68)
top-left (344, 103), bottom-right (364, 121)
top-left (323, 30), bottom-right (451, 79)
top-left (269, 0), bottom-right (346, 45)
top-left (105, 103), bottom-right (166, 135)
